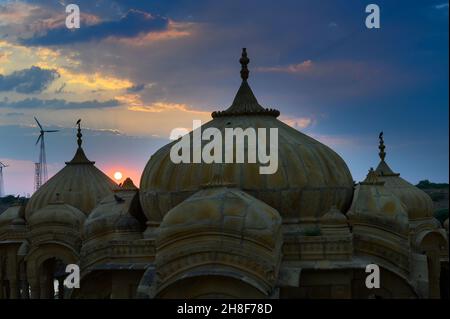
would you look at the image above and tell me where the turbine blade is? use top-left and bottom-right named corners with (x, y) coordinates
top-left (34, 117), bottom-right (43, 130)
top-left (44, 130), bottom-right (59, 133)
top-left (36, 133), bottom-right (42, 145)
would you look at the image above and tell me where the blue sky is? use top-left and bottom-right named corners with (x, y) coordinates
top-left (0, 0), bottom-right (448, 195)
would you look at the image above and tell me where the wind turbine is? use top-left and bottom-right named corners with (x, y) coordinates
top-left (0, 161), bottom-right (8, 197)
top-left (34, 117), bottom-right (59, 191)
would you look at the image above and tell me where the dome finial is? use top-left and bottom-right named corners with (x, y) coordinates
top-left (76, 119), bottom-right (82, 147)
top-left (378, 131), bottom-right (386, 161)
top-left (66, 118), bottom-right (94, 165)
top-left (240, 48), bottom-right (250, 81)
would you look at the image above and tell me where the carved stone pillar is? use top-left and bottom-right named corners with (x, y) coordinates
top-left (427, 250), bottom-right (441, 298)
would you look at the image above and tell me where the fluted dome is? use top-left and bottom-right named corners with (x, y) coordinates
top-left (155, 178), bottom-right (283, 297)
top-left (140, 49), bottom-right (354, 226)
top-left (375, 133), bottom-right (433, 220)
top-left (29, 202), bottom-right (85, 229)
top-left (25, 126), bottom-right (117, 219)
top-left (84, 178), bottom-right (143, 240)
top-left (158, 180), bottom-right (282, 245)
top-left (0, 204), bottom-right (25, 228)
top-left (348, 168), bottom-right (409, 234)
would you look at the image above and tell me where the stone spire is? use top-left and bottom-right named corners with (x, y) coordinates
top-left (240, 48), bottom-right (250, 81)
top-left (66, 119), bottom-right (94, 165)
top-left (378, 131), bottom-right (386, 161)
top-left (77, 119), bottom-right (83, 148)
top-left (374, 132), bottom-right (398, 177)
top-left (212, 48), bottom-right (280, 118)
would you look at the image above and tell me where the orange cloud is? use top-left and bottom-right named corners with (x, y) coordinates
top-left (34, 63), bottom-right (134, 91)
top-left (128, 102), bottom-right (210, 115)
top-left (116, 93), bottom-right (210, 116)
top-left (0, 51), bottom-right (12, 64)
top-left (106, 20), bottom-right (194, 46)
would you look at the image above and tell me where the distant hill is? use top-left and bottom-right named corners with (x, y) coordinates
top-left (416, 180), bottom-right (449, 225)
top-left (416, 180), bottom-right (449, 190)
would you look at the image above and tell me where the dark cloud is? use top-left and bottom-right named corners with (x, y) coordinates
top-left (126, 83), bottom-right (145, 93)
top-left (0, 98), bottom-right (120, 109)
top-left (21, 9), bottom-right (169, 46)
top-left (0, 66), bottom-right (59, 94)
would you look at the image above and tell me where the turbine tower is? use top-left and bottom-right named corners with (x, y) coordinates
top-left (34, 117), bottom-right (59, 191)
top-left (0, 161), bottom-right (8, 197)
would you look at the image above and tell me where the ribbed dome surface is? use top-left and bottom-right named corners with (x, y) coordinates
top-left (29, 202), bottom-right (85, 228)
top-left (348, 170), bottom-right (409, 234)
top-left (84, 178), bottom-right (142, 240)
top-left (25, 147), bottom-right (117, 219)
top-left (141, 78), bottom-right (353, 224)
top-left (375, 160), bottom-right (433, 220)
top-left (0, 205), bottom-right (25, 228)
top-left (159, 185), bottom-right (282, 246)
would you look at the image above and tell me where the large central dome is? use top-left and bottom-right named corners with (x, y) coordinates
top-left (140, 49), bottom-right (354, 226)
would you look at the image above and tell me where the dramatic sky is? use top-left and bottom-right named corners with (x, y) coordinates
top-left (0, 0), bottom-right (448, 196)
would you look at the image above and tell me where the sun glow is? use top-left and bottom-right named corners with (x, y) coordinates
top-left (113, 171), bottom-right (123, 181)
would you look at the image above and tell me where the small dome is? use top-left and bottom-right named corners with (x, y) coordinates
top-left (0, 204), bottom-right (25, 228)
top-left (374, 133), bottom-right (433, 220)
top-left (29, 202), bottom-right (85, 230)
top-left (84, 178), bottom-right (143, 240)
top-left (158, 182), bottom-right (282, 246)
top-left (348, 168), bottom-right (409, 234)
top-left (155, 176), bottom-right (283, 297)
top-left (140, 50), bottom-right (353, 226)
top-left (25, 124), bottom-right (117, 219)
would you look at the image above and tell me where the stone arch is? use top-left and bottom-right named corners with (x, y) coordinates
top-left (416, 230), bottom-right (448, 298)
top-left (351, 266), bottom-right (417, 299)
top-left (417, 230), bottom-right (447, 252)
top-left (156, 274), bottom-right (267, 299)
top-left (25, 242), bottom-right (78, 299)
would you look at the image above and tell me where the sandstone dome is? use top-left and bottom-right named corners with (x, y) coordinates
top-left (28, 202), bottom-right (85, 230)
top-left (0, 204), bottom-right (25, 228)
top-left (375, 134), bottom-right (433, 220)
top-left (140, 49), bottom-right (354, 226)
top-left (158, 177), bottom-right (282, 245)
top-left (83, 178), bottom-right (143, 241)
top-left (348, 168), bottom-right (409, 235)
top-left (155, 176), bottom-right (283, 297)
top-left (25, 127), bottom-right (117, 219)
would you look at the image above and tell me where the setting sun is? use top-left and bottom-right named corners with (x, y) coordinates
top-left (114, 171), bottom-right (123, 181)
